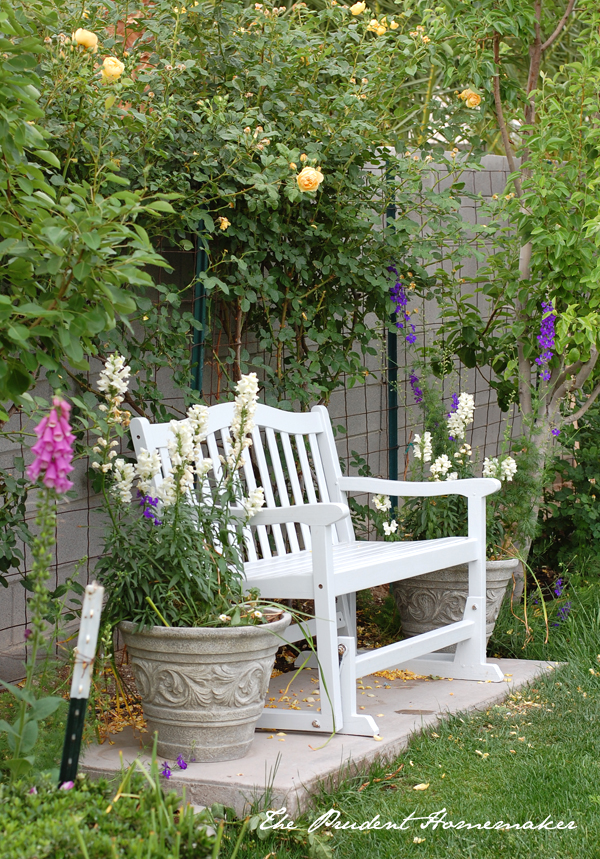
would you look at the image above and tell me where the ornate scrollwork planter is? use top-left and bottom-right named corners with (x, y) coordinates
top-left (391, 560), bottom-right (518, 654)
top-left (119, 613), bottom-right (291, 762)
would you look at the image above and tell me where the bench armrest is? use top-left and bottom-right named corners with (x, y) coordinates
top-left (337, 475), bottom-right (501, 499)
top-left (230, 502), bottom-right (350, 527)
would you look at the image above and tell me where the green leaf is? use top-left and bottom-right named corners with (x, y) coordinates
top-left (34, 149), bottom-right (60, 168)
top-left (19, 718), bottom-right (38, 753)
top-left (29, 695), bottom-right (64, 721)
top-left (145, 200), bottom-right (176, 214)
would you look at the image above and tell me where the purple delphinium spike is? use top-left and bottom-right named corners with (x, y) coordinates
top-left (552, 600), bottom-right (572, 626)
top-left (388, 265), bottom-right (417, 344)
top-left (409, 373), bottom-right (423, 405)
top-left (160, 761), bottom-right (171, 779)
top-left (535, 300), bottom-right (556, 381)
top-left (553, 578), bottom-right (564, 597)
top-left (177, 754), bottom-right (188, 770)
top-left (138, 492), bottom-right (162, 526)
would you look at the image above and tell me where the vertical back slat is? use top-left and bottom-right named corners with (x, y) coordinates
top-left (251, 426), bottom-right (287, 556)
top-left (281, 432), bottom-right (311, 550)
top-left (308, 432), bottom-right (338, 544)
top-left (240, 445), bottom-right (272, 560)
top-left (295, 434), bottom-right (318, 504)
top-left (265, 427), bottom-right (300, 554)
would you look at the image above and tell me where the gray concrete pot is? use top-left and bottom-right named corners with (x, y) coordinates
top-left (119, 612), bottom-right (291, 762)
top-left (391, 559), bottom-right (518, 654)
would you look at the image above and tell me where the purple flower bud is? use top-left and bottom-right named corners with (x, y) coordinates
top-left (160, 761), bottom-right (171, 779)
top-left (553, 578), bottom-right (564, 597)
top-left (389, 270), bottom-right (417, 345)
top-left (409, 373), bottom-right (423, 405)
top-left (24, 628), bottom-right (32, 641)
top-left (177, 754), bottom-right (188, 770)
top-left (28, 786), bottom-right (37, 795)
top-left (59, 780), bottom-right (75, 790)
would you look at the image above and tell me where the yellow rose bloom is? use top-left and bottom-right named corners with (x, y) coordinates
top-left (375, 23), bottom-right (387, 35)
top-left (72, 28), bottom-right (98, 52)
top-left (101, 56), bottom-right (125, 82)
top-left (350, 1), bottom-right (366, 15)
top-left (458, 88), bottom-right (481, 107)
top-left (217, 216), bottom-right (231, 231)
top-left (296, 167), bottom-right (324, 192)
top-left (390, 20), bottom-right (399, 29)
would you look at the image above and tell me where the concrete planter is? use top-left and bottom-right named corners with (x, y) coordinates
top-left (391, 559), bottom-right (518, 653)
top-left (119, 612), bottom-right (291, 762)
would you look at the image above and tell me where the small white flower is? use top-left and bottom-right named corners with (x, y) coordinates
top-left (219, 614), bottom-right (231, 622)
top-left (91, 461), bottom-right (101, 470)
top-left (383, 520), bottom-right (398, 536)
top-left (446, 471), bottom-right (458, 481)
top-left (482, 457), bottom-right (500, 479)
top-left (430, 454), bottom-right (453, 481)
top-left (98, 353), bottom-right (131, 399)
top-left (242, 486), bottom-right (265, 518)
top-left (500, 456), bottom-right (517, 481)
top-left (253, 610), bottom-right (263, 618)
top-left (227, 374), bottom-right (260, 469)
top-left (373, 494), bottom-right (391, 512)
top-left (447, 393), bottom-right (475, 440)
top-left (111, 458), bottom-right (135, 503)
top-left (135, 448), bottom-right (162, 493)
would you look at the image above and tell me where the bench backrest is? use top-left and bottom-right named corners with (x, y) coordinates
top-left (129, 403), bottom-right (355, 562)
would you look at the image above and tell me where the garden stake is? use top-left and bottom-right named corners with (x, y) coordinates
top-left (59, 581), bottom-right (104, 786)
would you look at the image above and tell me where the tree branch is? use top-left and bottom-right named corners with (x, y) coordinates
top-left (541, 0), bottom-right (577, 52)
top-left (569, 378), bottom-right (600, 424)
top-left (492, 33), bottom-right (523, 196)
top-left (549, 349), bottom-right (599, 413)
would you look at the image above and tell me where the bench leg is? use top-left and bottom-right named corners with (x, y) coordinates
top-left (337, 636), bottom-right (379, 736)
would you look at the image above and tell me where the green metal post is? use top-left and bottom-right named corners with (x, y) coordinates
top-left (386, 193), bottom-right (398, 510)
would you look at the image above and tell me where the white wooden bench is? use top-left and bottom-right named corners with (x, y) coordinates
top-left (130, 402), bottom-right (503, 738)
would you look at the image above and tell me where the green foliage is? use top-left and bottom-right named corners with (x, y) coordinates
top-left (0, 0), bottom-right (172, 415)
top-left (0, 768), bottom-right (215, 859)
top-left (538, 399), bottom-right (600, 569)
top-left (34, 0), bottom-right (474, 407)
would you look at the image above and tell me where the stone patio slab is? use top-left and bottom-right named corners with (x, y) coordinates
top-left (81, 658), bottom-right (556, 815)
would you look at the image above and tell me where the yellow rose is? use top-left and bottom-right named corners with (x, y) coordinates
top-left (390, 20), bottom-right (399, 29)
top-left (465, 91), bottom-right (481, 108)
top-left (101, 56), bottom-right (125, 82)
top-left (350, 1), bottom-right (366, 14)
top-left (72, 28), bottom-right (98, 52)
top-left (297, 166), bottom-right (324, 192)
top-left (375, 24), bottom-right (387, 35)
top-left (217, 216), bottom-right (231, 231)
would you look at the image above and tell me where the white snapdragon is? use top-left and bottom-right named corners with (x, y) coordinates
top-left (446, 471), bottom-right (458, 481)
top-left (242, 486), bottom-right (265, 518)
top-left (98, 353), bottom-right (131, 399)
top-left (374, 494), bottom-right (391, 512)
top-left (135, 449), bottom-right (162, 493)
top-left (447, 393), bottom-right (475, 440)
top-left (482, 455), bottom-right (517, 482)
top-left (195, 458), bottom-right (213, 479)
top-left (227, 373), bottom-right (259, 468)
top-left (383, 519), bottom-right (398, 536)
top-left (413, 432), bottom-right (432, 463)
top-left (111, 458), bottom-right (135, 503)
top-left (482, 456), bottom-right (499, 478)
top-left (500, 456), bottom-right (517, 482)
top-left (430, 453), bottom-right (453, 480)
top-left (167, 420), bottom-right (194, 469)
top-left (187, 403), bottom-right (209, 455)
top-left (156, 475), bottom-right (177, 507)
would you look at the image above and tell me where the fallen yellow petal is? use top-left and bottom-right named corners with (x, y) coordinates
top-left (373, 734), bottom-right (383, 741)
top-left (413, 783), bottom-right (430, 790)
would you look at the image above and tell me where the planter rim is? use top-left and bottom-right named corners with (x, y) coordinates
top-left (118, 612), bottom-right (291, 640)
top-left (486, 558), bottom-right (520, 568)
